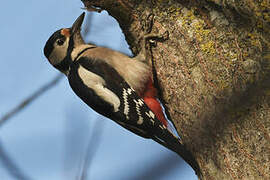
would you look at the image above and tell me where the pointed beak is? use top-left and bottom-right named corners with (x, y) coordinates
top-left (71, 12), bottom-right (85, 35)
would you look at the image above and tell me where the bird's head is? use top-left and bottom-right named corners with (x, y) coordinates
top-left (44, 12), bottom-right (85, 73)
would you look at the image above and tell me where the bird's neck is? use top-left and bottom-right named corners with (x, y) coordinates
top-left (71, 44), bottom-right (96, 62)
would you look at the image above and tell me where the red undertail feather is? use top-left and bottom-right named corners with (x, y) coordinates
top-left (141, 78), bottom-right (168, 127)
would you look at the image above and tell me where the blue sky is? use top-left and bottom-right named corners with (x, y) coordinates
top-left (0, 1), bottom-right (196, 179)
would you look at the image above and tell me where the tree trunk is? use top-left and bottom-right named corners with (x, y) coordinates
top-left (82, 0), bottom-right (270, 179)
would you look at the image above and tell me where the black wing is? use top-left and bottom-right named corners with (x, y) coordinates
top-left (68, 57), bottom-right (164, 137)
top-left (68, 57), bottom-right (200, 174)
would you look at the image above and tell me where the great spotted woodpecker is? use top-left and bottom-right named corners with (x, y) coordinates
top-left (43, 12), bottom-right (200, 174)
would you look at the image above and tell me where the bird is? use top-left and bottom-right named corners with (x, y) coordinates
top-left (43, 12), bottom-right (200, 174)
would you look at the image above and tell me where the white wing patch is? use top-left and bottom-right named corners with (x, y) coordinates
top-left (78, 65), bottom-right (120, 112)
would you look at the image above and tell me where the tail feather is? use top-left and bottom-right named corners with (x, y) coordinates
top-left (152, 128), bottom-right (201, 176)
top-left (142, 77), bottom-right (201, 175)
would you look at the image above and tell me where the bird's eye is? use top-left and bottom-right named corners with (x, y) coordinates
top-left (56, 39), bottom-right (64, 46)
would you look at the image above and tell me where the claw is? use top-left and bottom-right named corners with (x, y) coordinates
top-left (135, 13), bottom-right (169, 64)
top-left (146, 13), bottom-right (154, 34)
top-left (142, 13), bottom-right (154, 34)
top-left (144, 30), bottom-right (169, 46)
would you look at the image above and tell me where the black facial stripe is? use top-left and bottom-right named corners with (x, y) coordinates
top-left (53, 56), bottom-right (70, 72)
top-left (67, 34), bottom-right (75, 56)
top-left (74, 47), bottom-right (96, 61)
top-left (55, 47), bottom-right (96, 72)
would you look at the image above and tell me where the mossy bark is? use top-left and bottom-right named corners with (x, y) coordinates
top-left (82, 0), bottom-right (270, 179)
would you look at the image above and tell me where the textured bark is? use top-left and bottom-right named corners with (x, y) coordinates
top-left (82, 0), bottom-right (270, 179)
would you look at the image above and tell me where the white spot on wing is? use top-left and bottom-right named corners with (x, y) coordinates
top-left (123, 89), bottom-right (130, 119)
top-left (127, 88), bottom-right (133, 94)
top-left (133, 98), bottom-right (144, 125)
top-left (138, 99), bottom-right (144, 106)
top-left (137, 117), bottom-right (143, 125)
top-left (78, 65), bottom-right (120, 112)
top-left (146, 111), bottom-right (155, 119)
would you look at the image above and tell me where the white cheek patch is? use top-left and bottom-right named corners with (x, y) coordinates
top-left (49, 38), bottom-right (70, 65)
top-left (78, 65), bottom-right (120, 112)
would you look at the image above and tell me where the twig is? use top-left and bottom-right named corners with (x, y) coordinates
top-left (0, 138), bottom-right (31, 180)
top-left (78, 119), bottom-right (104, 180)
top-left (0, 74), bottom-right (63, 128)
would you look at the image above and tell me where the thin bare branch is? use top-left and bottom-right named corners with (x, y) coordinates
top-left (0, 74), bottom-right (63, 128)
top-left (0, 138), bottom-right (32, 180)
top-left (78, 119), bottom-right (104, 180)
